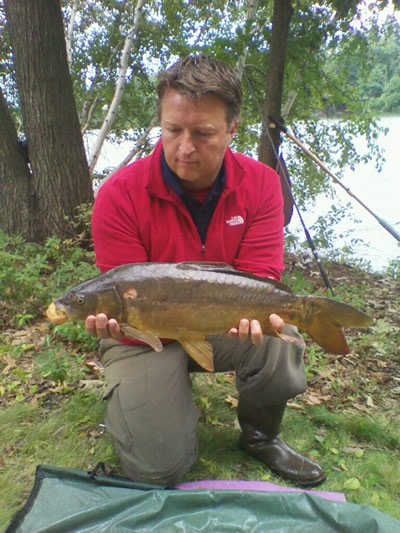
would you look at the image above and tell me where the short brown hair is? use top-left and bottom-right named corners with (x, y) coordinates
top-left (156, 54), bottom-right (242, 127)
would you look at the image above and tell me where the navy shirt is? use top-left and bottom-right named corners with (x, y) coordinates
top-left (161, 150), bottom-right (225, 244)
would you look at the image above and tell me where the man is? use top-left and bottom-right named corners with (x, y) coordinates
top-left (86, 54), bottom-right (325, 488)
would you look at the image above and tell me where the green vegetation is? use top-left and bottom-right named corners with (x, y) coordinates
top-left (323, 16), bottom-right (400, 116)
top-left (0, 232), bottom-right (399, 529)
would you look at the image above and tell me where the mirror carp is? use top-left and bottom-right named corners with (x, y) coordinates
top-left (46, 261), bottom-right (372, 371)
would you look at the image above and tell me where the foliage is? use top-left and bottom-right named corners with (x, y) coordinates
top-left (36, 345), bottom-right (88, 385)
top-left (0, 226), bottom-right (97, 328)
top-left (326, 16), bottom-right (400, 114)
top-left (385, 254), bottom-right (400, 280)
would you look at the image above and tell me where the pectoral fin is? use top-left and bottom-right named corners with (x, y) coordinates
top-left (121, 324), bottom-right (163, 352)
top-left (275, 330), bottom-right (305, 346)
top-left (179, 339), bottom-right (214, 372)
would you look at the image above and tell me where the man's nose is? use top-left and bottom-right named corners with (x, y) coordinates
top-left (180, 131), bottom-right (195, 154)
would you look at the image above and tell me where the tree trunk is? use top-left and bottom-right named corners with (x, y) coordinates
top-left (3, 0), bottom-right (92, 242)
top-left (0, 87), bottom-right (32, 236)
top-left (258, 0), bottom-right (293, 168)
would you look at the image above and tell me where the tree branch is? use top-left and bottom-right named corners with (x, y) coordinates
top-left (96, 114), bottom-right (158, 193)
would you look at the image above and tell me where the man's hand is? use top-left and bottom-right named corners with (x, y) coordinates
top-left (226, 313), bottom-right (285, 346)
top-left (85, 313), bottom-right (124, 340)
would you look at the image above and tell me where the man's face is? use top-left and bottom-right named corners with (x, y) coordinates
top-left (160, 88), bottom-right (238, 190)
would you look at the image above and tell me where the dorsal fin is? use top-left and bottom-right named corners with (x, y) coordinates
top-left (176, 261), bottom-right (235, 272)
top-left (176, 262), bottom-right (292, 293)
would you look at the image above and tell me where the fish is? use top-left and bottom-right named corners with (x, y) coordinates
top-left (45, 261), bottom-right (372, 372)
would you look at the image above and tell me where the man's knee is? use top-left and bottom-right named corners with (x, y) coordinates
top-left (235, 325), bottom-right (307, 406)
top-left (115, 436), bottom-right (197, 487)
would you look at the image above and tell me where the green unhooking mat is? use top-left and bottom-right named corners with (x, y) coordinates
top-left (6, 464), bottom-right (400, 533)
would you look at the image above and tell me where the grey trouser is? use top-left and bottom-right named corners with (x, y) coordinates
top-left (99, 327), bottom-right (306, 487)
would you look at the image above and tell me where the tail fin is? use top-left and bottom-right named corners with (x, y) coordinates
top-left (302, 297), bottom-right (372, 354)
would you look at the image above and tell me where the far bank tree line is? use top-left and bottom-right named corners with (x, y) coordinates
top-left (0, 0), bottom-right (398, 243)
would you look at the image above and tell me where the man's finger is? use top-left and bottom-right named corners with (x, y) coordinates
top-left (238, 319), bottom-right (249, 341)
top-left (226, 327), bottom-right (238, 339)
top-left (108, 318), bottom-right (123, 340)
top-left (95, 313), bottom-right (110, 338)
top-left (250, 319), bottom-right (263, 345)
top-left (269, 313), bottom-right (285, 333)
top-left (85, 315), bottom-right (97, 336)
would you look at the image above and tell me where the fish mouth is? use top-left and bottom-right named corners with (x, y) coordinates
top-left (45, 302), bottom-right (69, 325)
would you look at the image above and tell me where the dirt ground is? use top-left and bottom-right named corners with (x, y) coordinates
top-left (284, 252), bottom-right (400, 413)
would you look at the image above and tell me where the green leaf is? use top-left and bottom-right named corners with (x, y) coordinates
top-left (371, 492), bottom-right (380, 506)
top-left (343, 477), bottom-right (361, 490)
top-left (200, 396), bottom-right (211, 410)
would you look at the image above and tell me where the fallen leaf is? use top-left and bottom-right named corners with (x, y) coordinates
top-left (287, 401), bottom-right (305, 410)
top-left (1, 355), bottom-right (17, 375)
top-left (302, 391), bottom-right (332, 405)
top-left (83, 360), bottom-right (104, 378)
top-left (225, 394), bottom-right (238, 409)
top-left (366, 396), bottom-right (375, 408)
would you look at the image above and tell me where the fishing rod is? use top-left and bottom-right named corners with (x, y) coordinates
top-left (242, 69), bottom-right (336, 295)
top-left (269, 115), bottom-right (400, 244)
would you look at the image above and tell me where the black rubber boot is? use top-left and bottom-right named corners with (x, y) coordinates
top-left (238, 401), bottom-right (326, 487)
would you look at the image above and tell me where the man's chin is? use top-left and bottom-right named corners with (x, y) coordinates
top-left (175, 171), bottom-right (201, 185)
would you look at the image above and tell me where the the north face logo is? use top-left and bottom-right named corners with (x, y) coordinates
top-left (226, 215), bottom-right (244, 226)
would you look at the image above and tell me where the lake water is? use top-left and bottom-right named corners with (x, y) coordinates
top-left (285, 116), bottom-right (400, 272)
top-left (87, 116), bottom-right (400, 273)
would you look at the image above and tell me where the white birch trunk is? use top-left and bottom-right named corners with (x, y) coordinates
top-left (80, 48), bottom-right (120, 134)
top-left (95, 114), bottom-right (158, 194)
top-left (114, 114), bottom-right (158, 170)
top-left (88, 0), bottom-right (147, 174)
top-left (235, 0), bottom-right (260, 80)
top-left (66, 0), bottom-right (79, 70)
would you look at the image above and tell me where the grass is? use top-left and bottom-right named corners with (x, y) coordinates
top-left (189, 374), bottom-right (400, 520)
top-left (0, 392), bottom-right (117, 528)
top-left (1, 230), bottom-right (400, 529)
top-left (1, 379), bottom-right (399, 528)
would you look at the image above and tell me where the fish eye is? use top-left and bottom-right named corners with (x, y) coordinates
top-left (76, 294), bottom-right (85, 305)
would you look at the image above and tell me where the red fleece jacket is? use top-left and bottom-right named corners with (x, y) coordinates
top-left (92, 142), bottom-right (284, 280)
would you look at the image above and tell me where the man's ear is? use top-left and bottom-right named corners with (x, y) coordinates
top-left (228, 120), bottom-right (239, 139)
